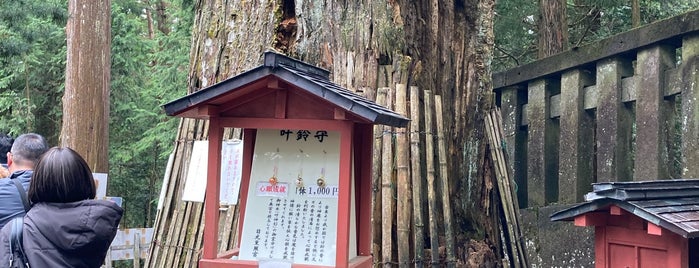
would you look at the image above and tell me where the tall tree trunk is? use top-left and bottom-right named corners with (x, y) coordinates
top-left (538, 0), bottom-right (568, 58)
top-left (155, 0), bottom-right (496, 266)
top-left (632, 0), bottom-right (641, 27)
top-left (62, 0), bottom-right (111, 173)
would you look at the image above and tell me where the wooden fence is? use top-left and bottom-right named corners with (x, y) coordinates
top-left (102, 228), bottom-right (154, 268)
top-left (371, 85), bottom-right (457, 267)
top-left (493, 10), bottom-right (699, 208)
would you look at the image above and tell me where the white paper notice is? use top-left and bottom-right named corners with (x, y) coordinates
top-left (182, 141), bottom-right (209, 202)
top-left (93, 173), bottom-right (108, 199)
top-left (220, 140), bottom-right (244, 205)
top-left (239, 129), bottom-right (340, 266)
top-left (182, 140), bottom-right (245, 203)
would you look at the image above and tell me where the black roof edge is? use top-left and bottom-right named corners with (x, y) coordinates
top-left (263, 51), bottom-right (330, 79)
top-left (549, 198), bottom-right (695, 238)
top-left (162, 66), bottom-right (271, 116)
top-left (273, 65), bottom-right (410, 128)
top-left (591, 178), bottom-right (699, 192)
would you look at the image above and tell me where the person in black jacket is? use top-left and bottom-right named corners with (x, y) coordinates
top-left (0, 147), bottom-right (123, 268)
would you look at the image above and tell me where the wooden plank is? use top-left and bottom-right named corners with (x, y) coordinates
top-left (682, 33), bottom-right (699, 178)
top-left (499, 86), bottom-right (527, 207)
top-left (146, 119), bottom-right (186, 268)
top-left (596, 58), bottom-right (634, 182)
top-left (372, 88), bottom-right (387, 263)
top-left (162, 148), bottom-right (192, 267)
top-left (409, 86), bottom-right (425, 267)
top-left (434, 96), bottom-right (455, 266)
top-left (423, 90), bottom-right (440, 265)
top-left (526, 79), bottom-right (559, 206)
top-left (134, 232), bottom-right (141, 268)
top-left (634, 45), bottom-right (675, 181)
top-left (559, 69), bottom-right (595, 203)
top-left (191, 203), bottom-right (206, 267)
top-left (395, 84), bottom-right (410, 267)
top-left (381, 87), bottom-right (395, 267)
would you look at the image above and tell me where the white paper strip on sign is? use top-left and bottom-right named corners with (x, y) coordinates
top-left (182, 140), bottom-right (244, 204)
top-left (182, 140), bottom-right (208, 202)
top-left (220, 139), bottom-right (244, 205)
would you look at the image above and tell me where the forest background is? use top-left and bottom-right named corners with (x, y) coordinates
top-left (0, 0), bottom-right (696, 240)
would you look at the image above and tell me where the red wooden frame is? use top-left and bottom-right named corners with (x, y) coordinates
top-left (577, 207), bottom-right (690, 268)
top-left (199, 116), bottom-right (373, 268)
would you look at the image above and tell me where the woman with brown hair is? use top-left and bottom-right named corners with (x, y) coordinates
top-left (0, 147), bottom-right (123, 267)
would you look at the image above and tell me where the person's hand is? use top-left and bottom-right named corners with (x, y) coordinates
top-left (0, 167), bottom-right (9, 178)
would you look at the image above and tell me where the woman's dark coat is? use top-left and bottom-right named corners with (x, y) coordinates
top-left (0, 200), bottom-right (123, 268)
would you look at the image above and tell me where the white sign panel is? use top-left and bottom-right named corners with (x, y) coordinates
top-left (220, 140), bottom-right (244, 205)
top-left (93, 173), bottom-right (108, 199)
top-left (182, 141), bottom-right (208, 202)
top-left (239, 129), bottom-right (340, 266)
top-left (182, 140), bottom-right (244, 204)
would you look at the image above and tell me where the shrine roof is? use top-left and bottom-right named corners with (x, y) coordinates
top-left (163, 51), bottom-right (409, 127)
top-left (550, 179), bottom-right (699, 238)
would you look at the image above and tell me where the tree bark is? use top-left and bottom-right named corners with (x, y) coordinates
top-left (158, 0), bottom-right (497, 266)
top-left (62, 0), bottom-right (111, 173)
top-left (538, 0), bottom-right (568, 58)
top-left (632, 0), bottom-right (641, 27)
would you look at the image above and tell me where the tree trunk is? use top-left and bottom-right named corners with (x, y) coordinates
top-left (632, 0), bottom-right (641, 27)
top-left (62, 0), bottom-right (111, 173)
top-left (153, 0), bottom-right (497, 266)
top-left (538, 0), bottom-right (568, 58)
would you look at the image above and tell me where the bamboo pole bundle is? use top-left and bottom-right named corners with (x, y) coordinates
top-left (395, 84), bottom-right (411, 267)
top-left (372, 88), bottom-right (388, 263)
top-left (435, 96), bottom-right (456, 267)
top-left (410, 86), bottom-right (426, 267)
top-left (485, 108), bottom-right (528, 268)
top-left (381, 87), bottom-right (395, 267)
top-left (145, 119), bottom-right (184, 268)
top-left (423, 90), bottom-right (441, 265)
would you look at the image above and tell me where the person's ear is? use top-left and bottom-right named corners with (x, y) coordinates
top-left (6, 152), bottom-right (12, 167)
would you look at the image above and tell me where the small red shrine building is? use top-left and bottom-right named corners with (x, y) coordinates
top-left (551, 179), bottom-right (699, 268)
top-left (163, 51), bottom-right (408, 268)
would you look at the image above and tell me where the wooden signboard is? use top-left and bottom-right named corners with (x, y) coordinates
top-left (238, 129), bottom-right (356, 266)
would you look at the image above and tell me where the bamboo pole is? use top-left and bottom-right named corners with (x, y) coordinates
top-left (410, 86), bottom-right (425, 267)
top-left (395, 84), bottom-right (411, 267)
top-left (485, 110), bottom-right (516, 267)
top-left (372, 88), bottom-right (388, 264)
top-left (146, 119), bottom-right (187, 268)
top-left (485, 108), bottom-right (528, 268)
top-left (423, 90), bottom-right (440, 265)
top-left (381, 87), bottom-right (395, 267)
top-left (493, 109), bottom-right (528, 267)
top-left (435, 96), bottom-right (456, 267)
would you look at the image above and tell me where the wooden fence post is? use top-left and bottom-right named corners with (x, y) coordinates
top-left (682, 33), bottom-right (699, 178)
top-left (635, 45), bottom-right (675, 181)
top-left (499, 86), bottom-right (527, 207)
top-left (559, 69), bottom-right (595, 203)
top-left (409, 86), bottom-right (425, 267)
top-left (527, 79), bottom-right (559, 206)
top-left (596, 58), bottom-right (634, 182)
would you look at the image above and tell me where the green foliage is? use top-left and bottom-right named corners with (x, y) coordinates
top-left (0, 0), bottom-right (66, 140)
top-left (493, 0), bottom-right (538, 71)
top-left (108, 0), bottom-right (192, 228)
top-left (493, 0), bottom-right (699, 72)
top-left (0, 0), bottom-right (191, 229)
